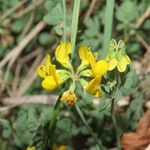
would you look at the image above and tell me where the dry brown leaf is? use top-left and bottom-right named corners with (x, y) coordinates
top-left (121, 110), bottom-right (150, 150)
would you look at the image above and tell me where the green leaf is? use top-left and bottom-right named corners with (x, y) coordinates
top-left (114, 88), bottom-right (122, 102)
top-left (84, 17), bottom-right (100, 37)
top-left (127, 94), bottom-right (144, 129)
top-left (2, 120), bottom-right (11, 138)
top-left (44, 0), bottom-right (61, 11)
top-left (44, 3), bottom-right (63, 25)
top-left (11, 16), bottom-right (28, 33)
top-left (38, 32), bottom-right (52, 46)
top-left (143, 19), bottom-right (150, 30)
top-left (54, 25), bottom-right (63, 35)
top-left (27, 108), bottom-right (38, 133)
top-left (116, 1), bottom-right (138, 22)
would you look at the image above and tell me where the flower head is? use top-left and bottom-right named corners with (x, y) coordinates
top-left (61, 90), bottom-right (77, 105)
top-left (37, 55), bottom-right (62, 90)
top-left (79, 45), bottom-right (97, 66)
top-left (86, 77), bottom-right (102, 97)
top-left (92, 60), bottom-right (109, 77)
top-left (37, 40), bottom-right (129, 105)
top-left (106, 39), bottom-right (131, 72)
top-left (55, 42), bottom-right (72, 69)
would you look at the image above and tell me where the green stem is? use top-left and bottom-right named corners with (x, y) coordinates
top-left (111, 98), bottom-right (121, 150)
top-left (71, 0), bottom-right (80, 59)
top-left (101, 0), bottom-right (115, 59)
top-left (99, 98), bottom-right (113, 112)
top-left (62, 0), bottom-right (67, 42)
top-left (75, 103), bottom-right (103, 150)
top-left (47, 96), bottom-right (61, 144)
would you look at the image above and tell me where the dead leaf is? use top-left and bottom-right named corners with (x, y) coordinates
top-left (121, 110), bottom-right (150, 150)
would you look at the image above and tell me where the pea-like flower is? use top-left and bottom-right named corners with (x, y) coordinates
top-left (106, 39), bottom-right (131, 72)
top-left (37, 55), bottom-right (62, 90)
top-left (61, 90), bottom-right (77, 105)
top-left (78, 45), bottom-right (109, 97)
top-left (55, 42), bottom-right (72, 69)
top-left (37, 40), bottom-right (129, 105)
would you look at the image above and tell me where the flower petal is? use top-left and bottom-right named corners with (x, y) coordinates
top-left (124, 54), bottom-right (131, 65)
top-left (55, 42), bottom-right (72, 68)
top-left (86, 77), bottom-right (102, 97)
top-left (117, 58), bottom-right (127, 72)
top-left (92, 60), bottom-right (109, 76)
top-left (45, 55), bottom-right (51, 75)
top-left (108, 57), bottom-right (117, 71)
top-left (79, 45), bottom-right (90, 66)
top-left (37, 66), bottom-right (46, 78)
top-left (41, 76), bottom-right (58, 91)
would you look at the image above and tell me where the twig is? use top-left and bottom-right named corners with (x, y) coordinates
top-left (0, 0), bottom-right (27, 21)
top-left (2, 95), bottom-right (57, 106)
top-left (12, 48), bottom-right (43, 95)
top-left (17, 51), bottom-right (43, 96)
top-left (0, 95), bottom-right (58, 114)
top-left (14, 0), bottom-right (45, 19)
top-left (0, 21), bottom-right (46, 68)
top-left (136, 34), bottom-right (150, 52)
top-left (19, 48), bottom-right (43, 64)
top-left (135, 7), bottom-right (150, 29)
top-left (19, 11), bottom-right (35, 41)
top-left (84, 0), bottom-right (97, 20)
top-left (12, 63), bottom-right (22, 93)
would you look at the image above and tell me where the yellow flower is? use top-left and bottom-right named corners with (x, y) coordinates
top-left (86, 77), bottom-right (102, 97)
top-left (106, 39), bottom-right (131, 72)
top-left (92, 60), bottom-right (109, 77)
top-left (78, 45), bottom-right (108, 97)
top-left (55, 42), bottom-right (72, 69)
top-left (26, 146), bottom-right (36, 150)
top-left (61, 90), bottom-right (77, 105)
top-left (107, 54), bottom-right (131, 72)
top-left (79, 45), bottom-right (97, 67)
top-left (37, 55), bottom-right (62, 91)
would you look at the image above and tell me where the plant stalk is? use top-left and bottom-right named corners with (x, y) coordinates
top-left (111, 98), bottom-right (121, 150)
top-left (75, 103), bottom-right (103, 150)
top-left (101, 0), bottom-right (115, 59)
top-left (47, 96), bottom-right (61, 144)
top-left (71, 0), bottom-right (80, 59)
top-left (62, 0), bottom-right (67, 42)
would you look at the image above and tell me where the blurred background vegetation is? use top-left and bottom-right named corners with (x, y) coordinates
top-left (0, 0), bottom-right (150, 149)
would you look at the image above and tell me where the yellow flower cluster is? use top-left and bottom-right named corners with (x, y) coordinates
top-left (37, 39), bottom-right (131, 105)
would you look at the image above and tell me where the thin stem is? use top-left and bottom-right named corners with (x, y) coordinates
top-left (111, 99), bottom-right (121, 150)
top-left (101, 0), bottom-right (115, 59)
top-left (47, 96), bottom-right (61, 145)
top-left (62, 0), bottom-right (67, 42)
top-left (71, 0), bottom-right (80, 59)
top-left (99, 98), bottom-right (113, 112)
top-left (75, 103), bottom-right (103, 150)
